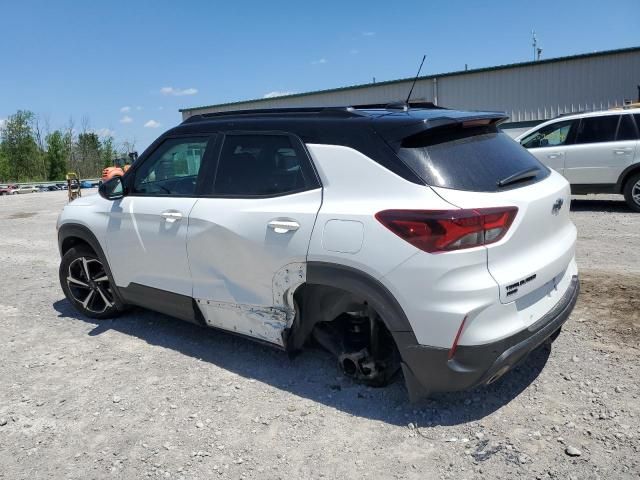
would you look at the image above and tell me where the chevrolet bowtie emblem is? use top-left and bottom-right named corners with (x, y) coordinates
top-left (552, 198), bottom-right (564, 215)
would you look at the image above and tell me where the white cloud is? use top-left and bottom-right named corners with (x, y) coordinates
top-left (157, 106), bottom-right (164, 111)
top-left (94, 128), bottom-right (115, 138)
top-left (160, 86), bottom-right (198, 96)
top-left (135, 105), bottom-right (143, 111)
top-left (263, 91), bottom-right (296, 98)
top-left (362, 31), bottom-right (375, 36)
top-left (311, 58), bottom-right (327, 65)
top-left (120, 106), bottom-right (131, 113)
top-left (0, 118), bottom-right (6, 129)
top-left (144, 120), bottom-right (161, 128)
top-left (120, 115), bottom-right (133, 124)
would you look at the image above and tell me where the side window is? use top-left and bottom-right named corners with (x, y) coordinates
top-left (617, 114), bottom-right (638, 141)
top-left (213, 134), bottom-right (316, 196)
top-left (133, 137), bottom-right (209, 195)
top-left (521, 120), bottom-right (576, 148)
top-left (574, 115), bottom-right (619, 144)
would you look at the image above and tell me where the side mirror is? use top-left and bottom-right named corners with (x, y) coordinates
top-left (99, 176), bottom-right (125, 200)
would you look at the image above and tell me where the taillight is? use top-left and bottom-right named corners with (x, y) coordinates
top-left (375, 207), bottom-right (518, 253)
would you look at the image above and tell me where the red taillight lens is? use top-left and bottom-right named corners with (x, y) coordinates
top-left (375, 207), bottom-right (518, 253)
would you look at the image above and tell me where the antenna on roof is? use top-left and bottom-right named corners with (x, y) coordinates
top-left (405, 54), bottom-right (426, 107)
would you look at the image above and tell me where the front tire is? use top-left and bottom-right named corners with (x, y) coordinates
top-left (59, 245), bottom-right (123, 319)
top-left (623, 172), bottom-right (640, 212)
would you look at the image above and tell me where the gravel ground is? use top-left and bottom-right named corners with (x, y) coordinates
top-left (0, 190), bottom-right (639, 479)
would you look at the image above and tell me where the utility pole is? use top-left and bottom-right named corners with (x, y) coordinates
top-left (531, 31), bottom-right (543, 61)
top-left (531, 30), bottom-right (537, 61)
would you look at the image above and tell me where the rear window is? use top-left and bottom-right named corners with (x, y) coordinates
top-left (574, 115), bottom-right (619, 144)
top-left (397, 125), bottom-right (550, 192)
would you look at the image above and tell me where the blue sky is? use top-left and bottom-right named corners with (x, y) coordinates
top-left (0, 0), bottom-right (638, 152)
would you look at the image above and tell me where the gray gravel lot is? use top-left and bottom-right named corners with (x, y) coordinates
top-left (0, 190), bottom-right (639, 479)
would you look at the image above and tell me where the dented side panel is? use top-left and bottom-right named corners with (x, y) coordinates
top-left (186, 190), bottom-right (321, 346)
top-left (195, 263), bottom-right (306, 346)
top-left (196, 298), bottom-right (290, 345)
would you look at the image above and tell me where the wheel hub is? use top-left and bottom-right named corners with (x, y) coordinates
top-left (66, 257), bottom-right (114, 314)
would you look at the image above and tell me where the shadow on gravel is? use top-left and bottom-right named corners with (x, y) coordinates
top-left (53, 299), bottom-right (550, 427)
top-left (570, 198), bottom-right (632, 213)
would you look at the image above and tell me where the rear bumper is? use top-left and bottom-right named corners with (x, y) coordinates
top-left (398, 274), bottom-right (579, 401)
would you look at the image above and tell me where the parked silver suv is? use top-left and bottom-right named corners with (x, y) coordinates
top-left (516, 107), bottom-right (640, 211)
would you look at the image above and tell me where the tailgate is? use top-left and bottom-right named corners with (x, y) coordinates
top-left (432, 171), bottom-right (576, 303)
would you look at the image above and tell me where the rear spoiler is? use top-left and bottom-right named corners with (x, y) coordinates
top-left (373, 111), bottom-right (508, 147)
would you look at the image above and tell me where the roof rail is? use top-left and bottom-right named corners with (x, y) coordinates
top-left (182, 102), bottom-right (445, 123)
top-left (182, 106), bottom-right (364, 123)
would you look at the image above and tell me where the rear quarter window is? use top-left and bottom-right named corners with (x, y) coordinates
top-left (574, 115), bottom-right (619, 144)
top-left (397, 125), bottom-right (550, 192)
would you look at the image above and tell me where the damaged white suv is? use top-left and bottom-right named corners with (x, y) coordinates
top-left (57, 104), bottom-right (579, 400)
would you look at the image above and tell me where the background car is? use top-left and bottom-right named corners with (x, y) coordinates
top-left (14, 185), bottom-right (38, 194)
top-left (516, 108), bottom-right (640, 211)
top-left (0, 185), bottom-right (18, 195)
top-left (80, 180), bottom-right (94, 189)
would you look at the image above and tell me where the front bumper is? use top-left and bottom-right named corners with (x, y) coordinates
top-left (398, 275), bottom-right (580, 401)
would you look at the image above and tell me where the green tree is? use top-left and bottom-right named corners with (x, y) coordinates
top-left (100, 136), bottom-right (116, 169)
top-left (46, 130), bottom-right (69, 180)
top-left (0, 110), bottom-right (42, 181)
top-left (74, 132), bottom-right (102, 178)
top-left (0, 148), bottom-right (9, 182)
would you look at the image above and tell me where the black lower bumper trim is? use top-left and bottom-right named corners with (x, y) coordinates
top-left (399, 275), bottom-right (580, 401)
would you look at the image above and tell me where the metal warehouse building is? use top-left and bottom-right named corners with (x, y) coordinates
top-left (181, 46), bottom-right (640, 134)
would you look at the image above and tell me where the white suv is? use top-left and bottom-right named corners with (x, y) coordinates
top-left (57, 104), bottom-right (579, 400)
top-left (516, 107), bottom-right (640, 211)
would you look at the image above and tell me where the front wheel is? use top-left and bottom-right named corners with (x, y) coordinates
top-left (623, 172), bottom-right (640, 213)
top-left (59, 245), bottom-right (123, 319)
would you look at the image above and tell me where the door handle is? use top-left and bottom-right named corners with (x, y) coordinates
top-left (268, 220), bottom-right (300, 233)
top-left (613, 148), bottom-right (632, 155)
top-left (547, 152), bottom-right (563, 159)
top-left (161, 210), bottom-right (183, 223)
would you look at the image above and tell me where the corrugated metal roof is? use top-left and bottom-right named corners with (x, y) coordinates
top-left (180, 46), bottom-right (640, 113)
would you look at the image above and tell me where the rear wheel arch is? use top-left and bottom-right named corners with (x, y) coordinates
top-left (617, 163), bottom-right (640, 193)
top-left (621, 169), bottom-right (640, 212)
top-left (288, 262), bottom-right (417, 350)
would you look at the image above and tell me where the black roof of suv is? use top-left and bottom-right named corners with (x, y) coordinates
top-left (168, 103), bottom-right (508, 185)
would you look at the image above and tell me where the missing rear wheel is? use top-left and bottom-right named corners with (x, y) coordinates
top-left (312, 309), bottom-right (400, 387)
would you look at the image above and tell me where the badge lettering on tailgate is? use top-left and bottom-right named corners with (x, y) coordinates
top-left (505, 274), bottom-right (537, 296)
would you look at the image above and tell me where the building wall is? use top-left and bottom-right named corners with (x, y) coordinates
top-left (181, 48), bottom-right (640, 124)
